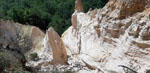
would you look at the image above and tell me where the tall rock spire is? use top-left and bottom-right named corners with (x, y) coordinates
top-left (75, 0), bottom-right (83, 12)
top-left (72, 0), bottom-right (83, 29)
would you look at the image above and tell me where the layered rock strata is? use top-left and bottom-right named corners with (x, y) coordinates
top-left (62, 0), bottom-right (150, 73)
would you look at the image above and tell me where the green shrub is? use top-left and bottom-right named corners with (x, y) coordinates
top-left (146, 70), bottom-right (150, 73)
top-left (64, 70), bottom-right (74, 73)
top-left (30, 52), bottom-right (39, 61)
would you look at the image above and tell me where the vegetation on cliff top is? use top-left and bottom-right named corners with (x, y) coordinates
top-left (0, 0), bottom-right (108, 35)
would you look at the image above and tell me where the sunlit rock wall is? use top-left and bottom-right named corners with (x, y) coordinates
top-left (62, 0), bottom-right (150, 73)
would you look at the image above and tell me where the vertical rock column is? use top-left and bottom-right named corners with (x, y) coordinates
top-left (46, 27), bottom-right (68, 65)
top-left (75, 0), bottom-right (83, 12)
top-left (72, 0), bottom-right (83, 29)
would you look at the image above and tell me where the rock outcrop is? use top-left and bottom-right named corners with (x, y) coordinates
top-left (75, 0), bottom-right (83, 12)
top-left (72, 13), bottom-right (78, 29)
top-left (1, 0), bottom-right (150, 73)
top-left (0, 20), bottom-right (68, 72)
top-left (46, 27), bottom-right (68, 65)
top-left (72, 0), bottom-right (83, 29)
top-left (0, 20), bottom-right (33, 53)
top-left (62, 0), bottom-right (150, 73)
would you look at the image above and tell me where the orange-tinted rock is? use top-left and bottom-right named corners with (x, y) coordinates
top-left (132, 41), bottom-right (150, 49)
top-left (47, 27), bottom-right (68, 65)
top-left (82, 60), bottom-right (96, 70)
top-left (30, 27), bottom-right (45, 50)
top-left (75, 0), bottom-right (83, 12)
top-left (105, 0), bottom-right (149, 19)
top-left (141, 26), bottom-right (150, 40)
top-left (72, 13), bottom-right (77, 29)
top-left (31, 27), bottom-right (45, 42)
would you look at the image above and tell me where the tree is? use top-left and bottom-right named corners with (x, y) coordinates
top-left (82, 0), bottom-right (103, 12)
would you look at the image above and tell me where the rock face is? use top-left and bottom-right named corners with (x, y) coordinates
top-left (72, 13), bottom-right (78, 29)
top-left (1, 0), bottom-right (150, 73)
top-left (0, 20), bottom-right (33, 53)
top-left (46, 27), bottom-right (68, 65)
top-left (30, 26), bottom-right (45, 51)
top-left (0, 20), bottom-right (68, 71)
top-left (62, 0), bottom-right (150, 73)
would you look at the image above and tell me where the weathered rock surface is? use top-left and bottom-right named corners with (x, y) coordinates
top-left (26, 27), bottom-right (69, 69)
top-left (75, 0), bottom-right (83, 12)
top-left (72, 12), bottom-right (78, 29)
top-left (1, 0), bottom-right (150, 73)
top-left (72, 0), bottom-right (83, 29)
top-left (46, 27), bottom-right (68, 65)
top-left (0, 20), bottom-right (33, 53)
top-left (62, 0), bottom-right (150, 73)
top-left (0, 20), bottom-right (68, 72)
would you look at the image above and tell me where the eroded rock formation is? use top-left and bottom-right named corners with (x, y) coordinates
top-left (1, 0), bottom-right (150, 73)
top-left (0, 20), bottom-right (68, 72)
top-left (46, 27), bottom-right (68, 65)
top-left (62, 0), bottom-right (150, 73)
top-left (75, 0), bottom-right (83, 12)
